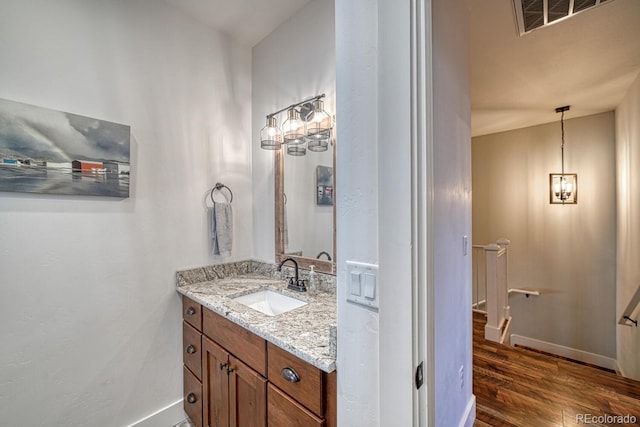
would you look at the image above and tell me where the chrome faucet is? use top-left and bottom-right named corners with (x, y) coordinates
top-left (277, 258), bottom-right (306, 292)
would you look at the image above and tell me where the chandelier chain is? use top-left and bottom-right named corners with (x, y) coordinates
top-left (561, 109), bottom-right (565, 176)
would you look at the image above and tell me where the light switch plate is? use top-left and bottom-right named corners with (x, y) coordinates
top-left (346, 261), bottom-right (379, 309)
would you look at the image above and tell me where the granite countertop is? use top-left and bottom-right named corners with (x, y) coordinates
top-left (177, 272), bottom-right (336, 373)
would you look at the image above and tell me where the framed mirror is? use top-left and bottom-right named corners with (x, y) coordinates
top-left (275, 133), bottom-right (336, 274)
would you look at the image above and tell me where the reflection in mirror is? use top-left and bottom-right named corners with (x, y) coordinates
top-left (275, 134), bottom-right (335, 274)
top-left (285, 152), bottom-right (333, 256)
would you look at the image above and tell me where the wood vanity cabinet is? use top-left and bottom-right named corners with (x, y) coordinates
top-left (182, 295), bottom-right (336, 427)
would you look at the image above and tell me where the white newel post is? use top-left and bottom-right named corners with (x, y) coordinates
top-left (497, 238), bottom-right (510, 321)
top-left (484, 243), bottom-right (502, 342)
top-left (483, 239), bottom-right (510, 343)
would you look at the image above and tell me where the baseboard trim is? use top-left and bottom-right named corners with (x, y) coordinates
top-left (126, 399), bottom-right (185, 427)
top-left (510, 334), bottom-right (617, 371)
top-left (615, 360), bottom-right (627, 377)
top-left (458, 394), bottom-right (476, 427)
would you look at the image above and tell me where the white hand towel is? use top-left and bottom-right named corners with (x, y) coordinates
top-left (210, 202), bottom-right (233, 256)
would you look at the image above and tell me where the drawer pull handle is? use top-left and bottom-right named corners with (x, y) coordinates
top-left (186, 307), bottom-right (196, 316)
top-left (186, 345), bottom-right (196, 354)
top-left (187, 393), bottom-right (197, 404)
top-left (281, 367), bottom-right (300, 383)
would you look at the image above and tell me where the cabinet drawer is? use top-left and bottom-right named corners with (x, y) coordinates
top-left (184, 366), bottom-right (203, 427)
top-left (267, 342), bottom-right (323, 416)
top-left (182, 297), bottom-right (202, 331)
top-left (203, 308), bottom-right (267, 376)
top-left (268, 384), bottom-right (324, 427)
top-left (183, 321), bottom-right (202, 380)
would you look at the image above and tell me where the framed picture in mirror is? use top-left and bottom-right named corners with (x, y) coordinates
top-left (316, 165), bottom-right (333, 206)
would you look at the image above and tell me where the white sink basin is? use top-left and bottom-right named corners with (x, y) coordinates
top-left (232, 290), bottom-right (307, 316)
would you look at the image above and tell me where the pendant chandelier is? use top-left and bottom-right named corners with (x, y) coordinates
top-left (549, 105), bottom-right (577, 204)
top-left (260, 94), bottom-right (333, 156)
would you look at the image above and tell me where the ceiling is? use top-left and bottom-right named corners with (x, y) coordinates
top-left (470, 0), bottom-right (640, 136)
top-left (163, 0), bottom-right (311, 47)
top-left (165, 0), bottom-right (640, 137)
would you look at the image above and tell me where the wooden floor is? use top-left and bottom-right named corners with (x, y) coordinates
top-left (473, 312), bottom-right (640, 426)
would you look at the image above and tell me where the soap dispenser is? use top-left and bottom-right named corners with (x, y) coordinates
top-left (308, 265), bottom-right (318, 295)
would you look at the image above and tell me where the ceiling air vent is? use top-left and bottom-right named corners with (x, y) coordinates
top-left (513, 0), bottom-right (613, 35)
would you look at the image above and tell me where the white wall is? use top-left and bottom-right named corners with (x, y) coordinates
top-left (251, 0), bottom-right (336, 264)
top-left (335, 0), bottom-right (381, 424)
top-left (432, 0), bottom-right (474, 424)
top-left (616, 72), bottom-right (640, 380)
top-left (377, 0), bottom-right (414, 425)
top-left (473, 113), bottom-right (617, 358)
top-left (0, 1), bottom-right (252, 426)
top-left (336, 0), bottom-right (473, 425)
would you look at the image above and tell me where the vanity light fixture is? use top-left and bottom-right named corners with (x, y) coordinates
top-left (549, 105), bottom-right (577, 204)
top-left (260, 94), bottom-right (332, 156)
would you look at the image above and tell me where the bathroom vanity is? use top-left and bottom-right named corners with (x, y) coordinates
top-left (177, 261), bottom-right (336, 427)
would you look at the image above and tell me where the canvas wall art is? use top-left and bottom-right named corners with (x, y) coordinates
top-left (0, 98), bottom-right (131, 198)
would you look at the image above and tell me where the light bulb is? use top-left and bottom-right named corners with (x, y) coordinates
top-left (305, 99), bottom-right (331, 141)
top-left (282, 108), bottom-right (305, 144)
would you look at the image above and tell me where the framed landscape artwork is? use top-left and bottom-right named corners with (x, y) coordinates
top-left (0, 97), bottom-right (131, 198)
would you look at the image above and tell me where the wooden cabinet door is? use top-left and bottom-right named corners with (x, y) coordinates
top-left (267, 384), bottom-right (324, 427)
top-left (202, 337), bottom-right (230, 427)
top-left (228, 355), bottom-right (267, 427)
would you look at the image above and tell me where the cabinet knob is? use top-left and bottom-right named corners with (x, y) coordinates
top-left (186, 345), bottom-right (196, 354)
top-left (226, 367), bottom-right (235, 375)
top-left (219, 362), bottom-right (228, 370)
top-left (186, 393), bottom-right (197, 404)
top-left (185, 307), bottom-right (196, 316)
top-left (281, 367), bottom-right (300, 383)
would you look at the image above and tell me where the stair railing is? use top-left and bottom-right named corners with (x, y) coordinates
top-left (619, 283), bottom-right (640, 327)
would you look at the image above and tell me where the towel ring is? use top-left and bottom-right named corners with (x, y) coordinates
top-left (210, 182), bottom-right (233, 204)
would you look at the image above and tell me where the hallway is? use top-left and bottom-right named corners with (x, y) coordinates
top-left (473, 313), bottom-right (640, 426)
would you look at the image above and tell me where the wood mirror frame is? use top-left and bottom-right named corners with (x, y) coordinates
top-left (274, 136), bottom-right (336, 274)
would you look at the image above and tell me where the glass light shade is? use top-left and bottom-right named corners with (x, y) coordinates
top-left (260, 116), bottom-right (282, 150)
top-left (287, 145), bottom-right (306, 156)
top-left (282, 108), bottom-right (305, 145)
top-left (563, 180), bottom-right (573, 195)
top-left (305, 99), bottom-right (332, 141)
top-left (554, 177), bottom-right (573, 199)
